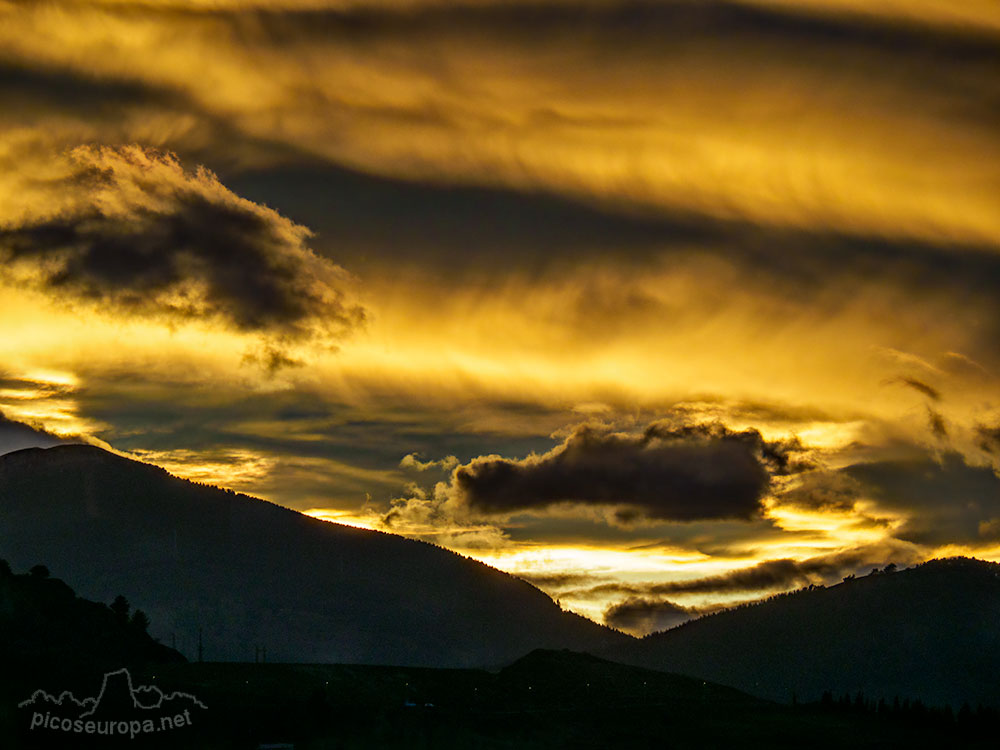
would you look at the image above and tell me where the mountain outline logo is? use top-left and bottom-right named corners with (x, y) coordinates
top-left (19, 667), bottom-right (206, 740)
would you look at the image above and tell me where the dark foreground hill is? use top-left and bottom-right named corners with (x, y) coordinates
top-left (0, 445), bottom-right (625, 667)
top-left (0, 562), bottom-right (187, 749)
top-left (0, 561), bottom-right (183, 679)
top-left (615, 557), bottom-right (1000, 709)
top-left (14, 649), bottom-right (987, 749)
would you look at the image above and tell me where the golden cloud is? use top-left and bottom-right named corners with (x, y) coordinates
top-left (0, 1), bottom-right (997, 245)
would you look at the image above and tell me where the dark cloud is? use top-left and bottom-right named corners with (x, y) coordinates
top-left (603, 597), bottom-right (702, 637)
top-left (0, 146), bottom-right (365, 343)
top-left (450, 421), bottom-right (803, 522)
top-left (845, 452), bottom-right (1000, 545)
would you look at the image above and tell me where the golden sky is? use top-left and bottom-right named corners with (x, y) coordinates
top-left (2, 0), bottom-right (999, 634)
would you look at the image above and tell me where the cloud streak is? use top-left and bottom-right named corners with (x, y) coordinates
top-left (568, 544), bottom-right (923, 602)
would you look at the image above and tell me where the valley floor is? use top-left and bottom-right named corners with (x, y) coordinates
top-left (4, 651), bottom-right (995, 749)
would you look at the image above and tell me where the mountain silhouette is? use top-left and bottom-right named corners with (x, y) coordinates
top-left (613, 557), bottom-right (1000, 709)
top-left (0, 444), bottom-right (626, 667)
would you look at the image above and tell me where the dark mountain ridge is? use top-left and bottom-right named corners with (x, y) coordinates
top-left (0, 444), bottom-right (626, 667)
top-left (615, 556), bottom-right (1000, 709)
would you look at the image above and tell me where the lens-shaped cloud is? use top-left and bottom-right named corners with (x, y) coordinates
top-left (383, 421), bottom-right (807, 527)
top-left (451, 422), bottom-right (804, 521)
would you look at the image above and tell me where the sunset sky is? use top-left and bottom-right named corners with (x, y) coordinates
top-left (2, 0), bottom-right (999, 635)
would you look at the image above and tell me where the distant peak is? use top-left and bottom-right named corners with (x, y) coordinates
top-left (507, 648), bottom-right (609, 669)
top-left (0, 442), bottom-right (167, 476)
top-left (3, 443), bottom-right (107, 460)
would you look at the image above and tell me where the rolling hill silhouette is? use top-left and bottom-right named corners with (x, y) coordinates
top-left (0, 445), bottom-right (625, 667)
top-left (615, 557), bottom-right (1000, 710)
